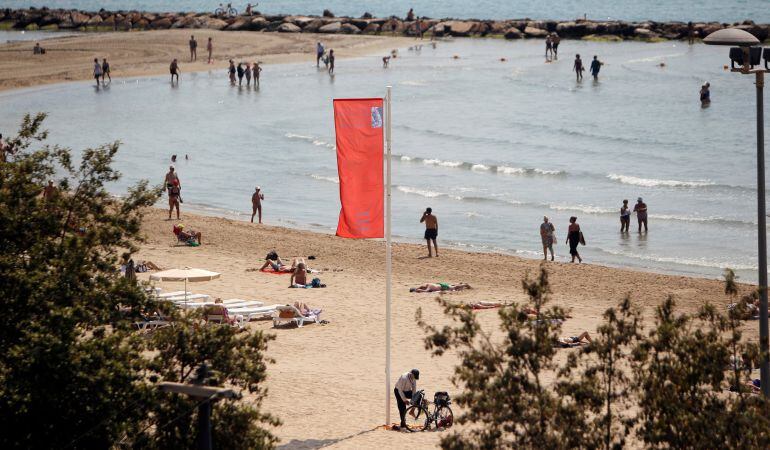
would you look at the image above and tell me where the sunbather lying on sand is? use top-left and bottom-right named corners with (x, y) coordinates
top-left (173, 224), bottom-right (202, 245)
top-left (557, 331), bottom-right (592, 348)
top-left (728, 296), bottom-right (760, 320)
top-left (410, 282), bottom-right (472, 293)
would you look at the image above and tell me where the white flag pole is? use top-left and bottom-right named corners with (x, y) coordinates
top-left (385, 86), bottom-right (393, 426)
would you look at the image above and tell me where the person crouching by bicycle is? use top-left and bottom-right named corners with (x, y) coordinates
top-left (394, 368), bottom-right (419, 430)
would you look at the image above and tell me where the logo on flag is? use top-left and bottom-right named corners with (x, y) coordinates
top-left (371, 106), bottom-right (383, 128)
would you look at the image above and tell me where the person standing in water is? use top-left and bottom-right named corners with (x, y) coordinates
top-left (566, 216), bottom-right (583, 263)
top-left (93, 58), bottom-right (102, 86)
top-left (253, 62), bottom-right (262, 88)
top-left (244, 62), bottom-right (252, 86)
top-left (545, 35), bottom-right (553, 60)
top-left (590, 55), bottom-right (601, 80)
top-left (540, 216), bottom-right (555, 261)
top-left (101, 58), bottom-right (111, 84)
top-left (634, 197), bottom-right (648, 233)
top-left (328, 49), bottom-right (335, 74)
top-left (236, 62), bottom-right (245, 86)
top-left (620, 199), bottom-right (631, 233)
top-left (316, 41), bottom-right (325, 67)
top-left (573, 54), bottom-right (584, 81)
top-left (169, 58), bottom-right (180, 83)
top-left (700, 82), bottom-right (711, 105)
top-left (228, 60), bottom-right (236, 85)
top-left (251, 186), bottom-right (264, 224)
top-left (189, 35), bottom-right (197, 61)
top-left (687, 21), bottom-right (695, 45)
top-left (551, 33), bottom-right (560, 58)
top-left (207, 37), bottom-right (213, 64)
top-left (421, 207), bottom-right (439, 257)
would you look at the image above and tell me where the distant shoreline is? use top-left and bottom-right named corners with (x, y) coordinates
top-left (1, 7), bottom-right (768, 43)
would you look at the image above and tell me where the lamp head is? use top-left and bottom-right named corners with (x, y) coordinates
top-left (703, 28), bottom-right (760, 46)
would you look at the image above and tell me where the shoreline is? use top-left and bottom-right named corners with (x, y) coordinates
top-left (2, 7), bottom-right (768, 43)
top-left (0, 29), bottom-right (411, 91)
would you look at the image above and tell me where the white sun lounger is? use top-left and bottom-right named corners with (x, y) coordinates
top-left (229, 304), bottom-right (281, 320)
top-left (272, 305), bottom-right (321, 328)
top-left (167, 294), bottom-right (211, 303)
top-left (156, 291), bottom-right (191, 299)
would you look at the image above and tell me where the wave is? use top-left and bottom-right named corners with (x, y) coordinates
top-left (625, 53), bottom-right (685, 64)
top-left (396, 186), bottom-right (463, 200)
top-left (284, 133), bottom-right (314, 141)
top-left (395, 154), bottom-right (566, 177)
top-left (607, 173), bottom-right (715, 188)
top-left (310, 174), bottom-right (339, 184)
top-left (285, 132), bottom-right (336, 150)
top-left (596, 246), bottom-right (757, 271)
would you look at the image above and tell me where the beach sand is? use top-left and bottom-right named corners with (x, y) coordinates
top-left (135, 207), bottom-right (757, 449)
top-left (0, 30), bottom-right (411, 91)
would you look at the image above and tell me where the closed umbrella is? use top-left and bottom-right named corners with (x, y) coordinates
top-left (150, 267), bottom-right (221, 307)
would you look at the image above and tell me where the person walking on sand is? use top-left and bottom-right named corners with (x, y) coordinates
top-left (394, 369), bottom-right (420, 430)
top-left (237, 62), bottom-right (245, 86)
top-left (590, 55), bottom-right (601, 80)
top-left (421, 207), bottom-right (439, 257)
top-left (169, 58), bottom-right (180, 83)
top-left (540, 216), bottom-right (555, 261)
top-left (634, 197), bottom-right (648, 233)
top-left (101, 58), bottom-right (111, 84)
top-left (316, 41), bottom-right (325, 67)
top-left (573, 54), bottom-right (584, 81)
top-left (566, 216), bottom-right (583, 263)
top-left (545, 35), bottom-right (553, 60)
top-left (328, 49), bottom-right (335, 74)
top-left (251, 186), bottom-right (264, 223)
top-left (93, 58), bottom-right (102, 86)
top-left (620, 199), bottom-right (631, 233)
top-left (551, 32), bottom-right (560, 58)
top-left (228, 60), bottom-right (236, 85)
top-left (244, 62), bottom-right (252, 86)
top-left (253, 62), bottom-right (262, 88)
top-left (164, 166), bottom-right (181, 220)
top-left (207, 37), bottom-right (213, 64)
top-left (189, 35), bottom-right (197, 61)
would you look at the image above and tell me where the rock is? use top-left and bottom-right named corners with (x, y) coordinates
top-left (266, 20), bottom-right (284, 31)
top-left (735, 24), bottom-right (769, 42)
top-left (285, 16), bottom-right (315, 27)
top-left (225, 18), bottom-right (248, 30)
top-left (523, 26), bottom-right (548, 37)
top-left (634, 27), bottom-right (661, 39)
top-left (24, 23), bottom-right (39, 31)
top-left (435, 20), bottom-right (474, 37)
top-left (86, 14), bottom-right (103, 25)
top-left (302, 19), bottom-right (324, 32)
top-left (348, 18), bottom-right (371, 29)
top-left (363, 22), bottom-right (380, 33)
top-left (318, 21), bottom-right (342, 33)
top-left (504, 27), bottom-right (522, 39)
top-left (134, 18), bottom-right (149, 29)
top-left (277, 22), bottom-right (300, 32)
top-left (150, 17), bottom-right (172, 29)
top-left (361, 12), bottom-right (373, 19)
top-left (248, 17), bottom-right (269, 30)
top-left (582, 34), bottom-right (623, 42)
top-left (115, 19), bottom-right (132, 31)
top-left (41, 23), bottom-right (59, 31)
top-left (489, 21), bottom-right (510, 34)
top-left (201, 17), bottom-right (228, 30)
top-left (70, 11), bottom-right (90, 26)
top-left (323, 9), bottom-right (334, 18)
top-left (340, 23), bottom-right (361, 34)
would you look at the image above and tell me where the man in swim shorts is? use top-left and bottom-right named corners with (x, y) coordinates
top-left (251, 186), bottom-right (264, 223)
top-left (634, 197), bottom-right (648, 233)
top-left (169, 58), bottom-right (180, 83)
top-left (540, 216), bottom-right (555, 261)
top-left (420, 207), bottom-right (439, 257)
top-left (189, 35), bottom-right (197, 61)
top-left (165, 166), bottom-right (181, 219)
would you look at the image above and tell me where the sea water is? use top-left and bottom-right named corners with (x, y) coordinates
top-left (3, 0), bottom-right (770, 23)
top-left (0, 37), bottom-right (767, 281)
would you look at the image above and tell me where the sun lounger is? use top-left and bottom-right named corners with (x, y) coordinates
top-left (229, 304), bottom-right (281, 320)
top-left (203, 305), bottom-right (244, 328)
top-left (272, 305), bottom-right (322, 328)
top-left (167, 294), bottom-right (211, 303)
top-left (156, 291), bottom-right (191, 299)
top-left (133, 315), bottom-right (171, 332)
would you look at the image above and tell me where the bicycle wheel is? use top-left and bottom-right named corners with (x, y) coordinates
top-left (433, 406), bottom-right (454, 430)
top-left (404, 405), bottom-right (429, 432)
top-left (214, 8), bottom-right (224, 15)
top-left (228, 7), bottom-right (238, 15)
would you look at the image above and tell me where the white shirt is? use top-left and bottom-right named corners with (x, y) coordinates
top-left (395, 372), bottom-right (416, 402)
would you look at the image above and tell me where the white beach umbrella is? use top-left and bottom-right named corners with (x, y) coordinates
top-left (150, 267), bottom-right (221, 306)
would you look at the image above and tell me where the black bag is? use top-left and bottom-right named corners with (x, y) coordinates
top-left (410, 390), bottom-right (423, 406)
top-left (579, 232), bottom-right (586, 246)
top-left (434, 391), bottom-right (450, 407)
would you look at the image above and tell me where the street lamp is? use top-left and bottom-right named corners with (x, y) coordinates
top-left (704, 28), bottom-right (769, 397)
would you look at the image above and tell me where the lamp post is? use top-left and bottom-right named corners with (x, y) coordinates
top-left (704, 28), bottom-right (769, 397)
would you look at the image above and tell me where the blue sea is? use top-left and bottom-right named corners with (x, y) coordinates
top-left (3, 0), bottom-right (770, 23)
top-left (0, 34), bottom-right (768, 282)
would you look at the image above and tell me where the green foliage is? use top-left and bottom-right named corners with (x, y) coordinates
top-left (421, 265), bottom-right (770, 449)
top-left (0, 114), bottom-right (278, 449)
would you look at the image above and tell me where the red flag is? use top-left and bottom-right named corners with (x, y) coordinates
top-left (333, 98), bottom-right (384, 238)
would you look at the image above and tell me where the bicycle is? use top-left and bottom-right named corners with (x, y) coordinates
top-left (214, 3), bottom-right (238, 17)
top-left (404, 390), bottom-right (454, 432)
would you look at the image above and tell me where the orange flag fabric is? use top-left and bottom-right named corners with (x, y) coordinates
top-left (333, 98), bottom-right (384, 238)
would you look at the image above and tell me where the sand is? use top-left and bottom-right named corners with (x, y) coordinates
top-left (134, 208), bottom-right (757, 449)
top-left (0, 30), bottom-right (411, 91)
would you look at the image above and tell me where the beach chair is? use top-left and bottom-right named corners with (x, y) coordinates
top-left (271, 305), bottom-right (321, 328)
top-left (204, 305), bottom-right (244, 328)
top-left (229, 304), bottom-right (281, 321)
top-left (133, 314), bottom-right (171, 333)
top-left (166, 294), bottom-right (211, 303)
top-left (156, 290), bottom-right (191, 299)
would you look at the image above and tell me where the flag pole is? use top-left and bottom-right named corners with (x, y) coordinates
top-left (385, 86), bottom-right (393, 426)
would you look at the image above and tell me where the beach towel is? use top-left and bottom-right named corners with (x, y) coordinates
top-left (471, 302), bottom-right (503, 310)
top-left (260, 267), bottom-right (292, 275)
